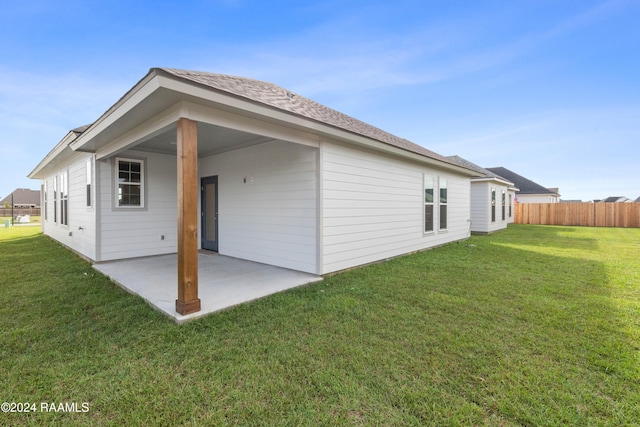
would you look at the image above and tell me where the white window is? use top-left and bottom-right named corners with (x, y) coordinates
top-left (59, 171), bottom-right (68, 226)
top-left (501, 190), bottom-right (506, 221)
top-left (53, 176), bottom-right (58, 223)
top-left (44, 181), bottom-right (48, 221)
top-left (86, 157), bottom-right (92, 207)
top-left (424, 176), bottom-right (434, 232)
top-left (439, 178), bottom-right (447, 230)
top-left (116, 158), bottom-right (144, 207)
top-left (491, 188), bottom-right (496, 222)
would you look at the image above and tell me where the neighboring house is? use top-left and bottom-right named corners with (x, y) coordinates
top-left (0, 188), bottom-right (41, 208)
top-left (448, 156), bottom-right (518, 233)
top-left (29, 67), bottom-right (479, 315)
top-left (486, 167), bottom-right (560, 203)
top-left (635, 196), bottom-right (640, 203)
top-left (599, 196), bottom-right (631, 203)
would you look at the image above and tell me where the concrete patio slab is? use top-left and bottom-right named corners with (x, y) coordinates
top-left (93, 253), bottom-right (322, 323)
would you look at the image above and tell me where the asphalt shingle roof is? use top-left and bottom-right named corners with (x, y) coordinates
top-left (1, 188), bottom-right (40, 206)
top-left (158, 68), bottom-right (461, 168)
top-left (486, 167), bottom-right (557, 195)
top-left (446, 156), bottom-right (510, 181)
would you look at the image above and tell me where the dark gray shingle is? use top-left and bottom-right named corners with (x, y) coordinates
top-left (158, 68), bottom-right (460, 167)
top-left (486, 167), bottom-right (557, 195)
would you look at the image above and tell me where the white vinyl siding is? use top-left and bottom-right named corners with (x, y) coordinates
top-left (321, 141), bottom-right (470, 274)
top-left (199, 140), bottom-right (318, 274)
top-left (470, 181), bottom-right (489, 233)
top-left (41, 152), bottom-right (97, 259)
top-left (98, 151), bottom-right (176, 261)
top-left (516, 194), bottom-right (560, 203)
top-left (470, 180), bottom-right (511, 234)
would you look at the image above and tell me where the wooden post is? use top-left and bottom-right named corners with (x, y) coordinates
top-left (176, 118), bottom-right (201, 315)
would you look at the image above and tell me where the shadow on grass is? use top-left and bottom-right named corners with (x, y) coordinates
top-left (494, 224), bottom-right (601, 252)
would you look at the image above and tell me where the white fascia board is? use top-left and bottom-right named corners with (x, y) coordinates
top-left (472, 177), bottom-right (515, 186)
top-left (95, 103), bottom-right (185, 160)
top-left (70, 73), bottom-right (161, 152)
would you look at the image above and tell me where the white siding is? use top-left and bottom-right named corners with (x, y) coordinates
top-left (41, 152), bottom-right (96, 260)
top-left (321, 141), bottom-right (471, 274)
top-left (518, 194), bottom-right (560, 203)
top-left (199, 140), bottom-right (318, 273)
top-left (470, 181), bottom-right (489, 233)
top-left (470, 180), bottom-right (511, 234)
top-left (507, 189), bottom-right (516, 224)
top-left (97, 150), bottom-right (177, 261)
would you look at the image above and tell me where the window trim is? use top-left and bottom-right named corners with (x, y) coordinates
top-left (44, 180), bottom-right (48, 221)
top-left (424, 175), bottom-right (435, 233)
top-left (491, 187), bottom-right (496, 223)
top-left (439, 177), bottom-right (448, 231)
top-left (86, 157), bottom-right (93, 208)
top-left (59, 170), bottom-right (69, 227)
top-left (53, 176), bottom-right (58, 224)
top-left (113, 157), bottom-right (147, 210)
top-left (501, 189), bottom-right (506, 221)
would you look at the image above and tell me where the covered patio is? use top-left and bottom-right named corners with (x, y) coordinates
top-left (94, 253), bottom-right (322, 323)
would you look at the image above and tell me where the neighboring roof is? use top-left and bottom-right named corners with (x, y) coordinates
top-left (1, 188), bottom-right (41, 206)
top-left (446, 156), bottom-right (515, 185)
top-left (600, 196), bottom-right (629, 203)
top-left (636, 196), bottom-right (640, 203)
top-left (157, 68), bottom-right (463, 168)
top-left (486, 167), bottom-right (560, 196)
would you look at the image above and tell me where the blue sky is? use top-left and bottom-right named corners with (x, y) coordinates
top-left (1, 0), bottom-right (638, 202)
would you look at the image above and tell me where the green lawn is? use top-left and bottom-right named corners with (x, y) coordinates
top-left (1, 225), bottom-right (639, 426)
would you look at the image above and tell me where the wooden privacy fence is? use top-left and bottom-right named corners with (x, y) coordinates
top-left (0, 208), bottom-right (41, 217)
top-left (515, 203), bottom-right (640, 228)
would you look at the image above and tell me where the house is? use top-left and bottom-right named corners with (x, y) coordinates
top-left (486, 167), bottom-right (560, 203)
top-left (599, 196), bottom-right (631, 203)
top-left (447, 156), bottom-right (518, 233)
top-left (1, 188), bottom-right (41, 208)
top-left (29, 68), bottom-right (479, 316)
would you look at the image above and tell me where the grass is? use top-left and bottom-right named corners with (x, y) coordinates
top-left (1, 225), bottom-right (639, 426)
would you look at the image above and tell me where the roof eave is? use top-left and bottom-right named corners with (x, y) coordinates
top-left (69, 69), bottom-right (161, 152)
top-left (28, 130), bottom-right (80, 179)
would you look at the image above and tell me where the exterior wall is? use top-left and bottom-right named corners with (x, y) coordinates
top-left (517, 194), bottom-right (560, 203)
top-left (97, 150), bottom-right (177, 261)
top-left (470, 181), bottom-right (490, 233)
top-left (320, 141), bottom-right (471, 274)
top-left (199, 140), bottom-right (318, 274)
top-left (488, 182), bottom-right (511, 233)
top-left (507, 189), bottom-right (516, 224)
top-left (41, 152), bottom-right (96, 260)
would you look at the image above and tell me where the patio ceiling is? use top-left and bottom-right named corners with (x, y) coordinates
top-left (131, 121), bottom-right (277, 157)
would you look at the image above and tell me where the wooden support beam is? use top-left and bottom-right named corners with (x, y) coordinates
top-left (176, 118), bottom-right (201, 315)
